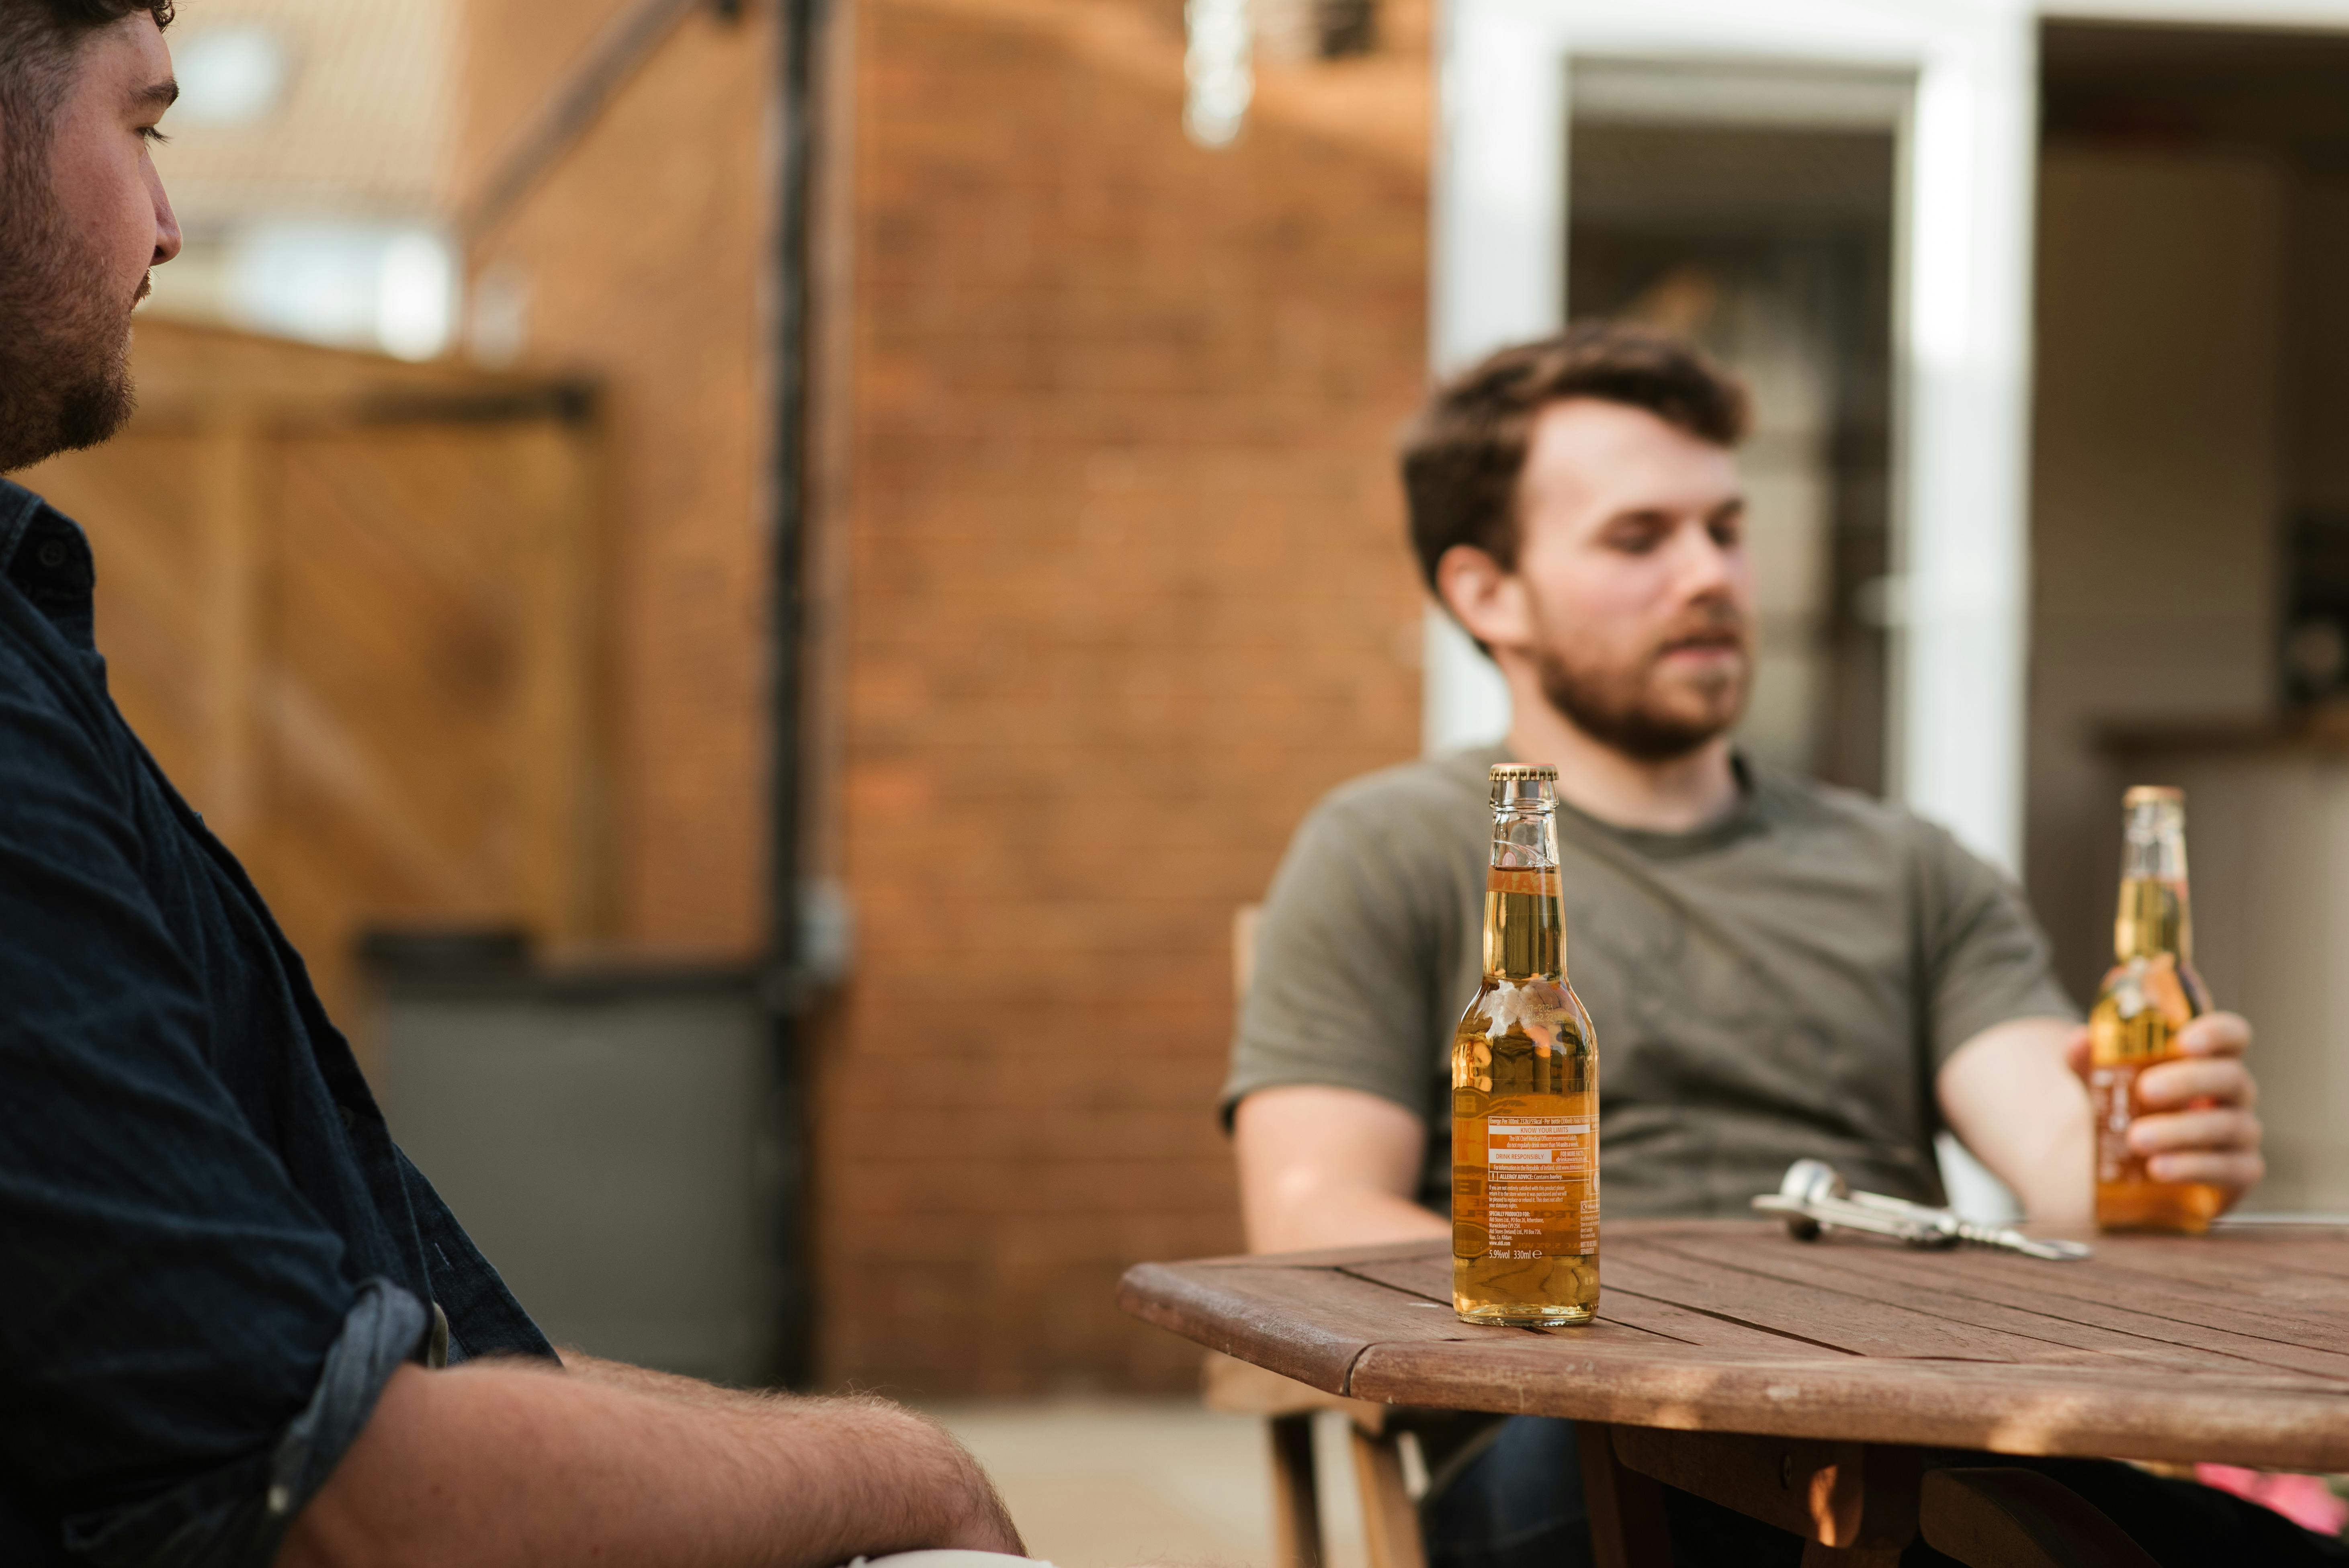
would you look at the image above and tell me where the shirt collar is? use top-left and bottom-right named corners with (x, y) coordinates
top-left (0, 479), bottom-right (43, 577)
top-left (0, 479), bottom-right (99, 650)
top-left (1494, 740), bottom-right (1768, 860)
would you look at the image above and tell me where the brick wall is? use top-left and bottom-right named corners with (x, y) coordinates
top-left (821, 0), bottom-right (1432, 1393)
top-left (457, 0), bottom-right (1433, 1393)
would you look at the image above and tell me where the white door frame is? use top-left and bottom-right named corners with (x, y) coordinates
top-left (1429, 0), bottom-right (2042, 872)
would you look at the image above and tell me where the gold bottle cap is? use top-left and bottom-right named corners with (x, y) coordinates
top-left (2123, 785), bottom-right (2184, 806)
top-left (1489, 763), bottom-right (1558, 807)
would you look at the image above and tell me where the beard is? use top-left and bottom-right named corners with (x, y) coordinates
top-left (0, 150), bottom-right (140, 474)
top-left (1533, 602), bottom-right (1752, 762)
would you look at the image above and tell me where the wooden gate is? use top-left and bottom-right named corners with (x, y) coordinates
top-left (18, 321), bottom-right (611, 1046)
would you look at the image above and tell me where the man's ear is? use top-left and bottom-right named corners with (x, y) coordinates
top-left (1434, 543), bottom-right (1532, 655)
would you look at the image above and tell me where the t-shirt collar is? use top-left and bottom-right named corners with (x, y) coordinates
top-left (1495, 742), bottom-right (1767, 861)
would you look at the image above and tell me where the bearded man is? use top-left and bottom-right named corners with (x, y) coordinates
top-left (1223, 325), bottom-right (2297, 1566)
top-left (1, 7), bottom-right (1028, 1568)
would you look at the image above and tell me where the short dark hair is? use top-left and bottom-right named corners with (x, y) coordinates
top-left (0, 0), bottom-right (175, 163)
top-left (1399, 321), bottom-right (1749, 593)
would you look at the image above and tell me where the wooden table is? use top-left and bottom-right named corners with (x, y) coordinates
top-left (1119, 1222), bottom-right (2349, 1567)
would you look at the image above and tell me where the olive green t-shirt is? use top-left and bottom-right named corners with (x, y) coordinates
top-left (1221, 745), bottom-right (2080, 1215)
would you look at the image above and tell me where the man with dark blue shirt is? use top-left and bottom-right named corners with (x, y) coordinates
top-left (0, 6), bottom-right (1024, 1566)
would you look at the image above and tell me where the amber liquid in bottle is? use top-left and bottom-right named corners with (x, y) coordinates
top-left (1452, 770), bottom-right (1599, 1325)
top-left (2090, 789), bottom-right (2224, 1233)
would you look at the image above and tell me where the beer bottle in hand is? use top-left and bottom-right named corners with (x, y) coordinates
top-left (2090, 786), bottom-right (2224, 1233)
top-left (1452, 764), bottom-right (1600, 1325)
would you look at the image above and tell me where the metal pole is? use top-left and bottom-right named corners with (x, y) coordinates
top-left (767, 0), bottom-right (827, 1390)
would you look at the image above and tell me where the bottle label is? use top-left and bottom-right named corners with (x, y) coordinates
top-left (1480, 1116), bottom-right (1596, 1258)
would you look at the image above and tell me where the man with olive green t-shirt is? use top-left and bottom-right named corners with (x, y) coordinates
top-left (1222, 325), bottom-right (2291, 1568)
top-left (1224, 740), bottom-right (2077, 1224)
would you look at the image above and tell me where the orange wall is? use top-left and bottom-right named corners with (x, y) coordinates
top-left (821, 0), bottom-right (1431, 1392)
top-left (461, 0), bottom-right (1433, 1392)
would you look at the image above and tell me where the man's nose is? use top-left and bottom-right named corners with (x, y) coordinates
top-left (149, 169), bottom-right (182, 266)
top-left (1673, 522), bottom-right (1743, 602)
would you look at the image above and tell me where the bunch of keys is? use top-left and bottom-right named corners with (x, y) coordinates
top-left (1752, 1159), bottom-right (2093, 1262)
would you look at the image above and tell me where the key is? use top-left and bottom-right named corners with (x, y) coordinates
top-left (1753, 1159), bottom-right (2092, 1262)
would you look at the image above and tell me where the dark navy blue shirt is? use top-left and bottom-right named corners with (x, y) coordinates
top-left (0, 481), bottom-right (555, 1566)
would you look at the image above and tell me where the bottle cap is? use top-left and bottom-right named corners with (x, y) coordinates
top-left (2123, 785), bottom-right (2184, 806)
top-left (1489, 763), bottom-right (1558, 807)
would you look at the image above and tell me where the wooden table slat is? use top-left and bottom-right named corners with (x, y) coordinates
top-left (1690, 1232), bottom-right (2349, 1385)
top-left (1597, 1242), bottom-right (2107, 1365)
top-left (2051, 1236), bottom-right (2349, 1312)
top-left (1876, 1239), bottom-right (2349, 1356)
top-left (1337, 1252), bottom-right (1844, 1361)
top-left (2165, 1228), bottom-right (2349, 1283)
top-left (1639, 1232), bottom-right (2326, 1378)
top-left (1117, 1258), bottom-right (1674, 1391)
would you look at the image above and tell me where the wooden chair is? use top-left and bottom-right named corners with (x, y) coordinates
top-left (1223, 905), bottom-right (1425, 1568)
top-left (1202, 1351), bottom-right (1426, 1568)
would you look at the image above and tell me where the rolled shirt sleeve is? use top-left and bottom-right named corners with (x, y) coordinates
top-left (0, 663), bottom-right (421, 1565)
top-left (61, 1282), bottom-right (428, 1568)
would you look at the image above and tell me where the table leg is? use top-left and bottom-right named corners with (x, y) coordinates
top-left (1577, 1422), bottom-right (1672, 1568)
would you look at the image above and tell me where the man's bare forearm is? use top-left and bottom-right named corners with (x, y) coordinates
top-left (1255, 1185), bottom-right (1449, 1254)
top-left (1234, 1085), bottom-right (1448, 1254)
top-left (1937, 1016), bottom-right (2093, 1224)
top-left (279, 1361), bottom-right (1023, 1568)
top-left (559, 1347), bottom-right (759, 1410)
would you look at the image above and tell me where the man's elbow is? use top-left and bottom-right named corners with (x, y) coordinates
top-left (272, 1363), bottom-right (548, 1568)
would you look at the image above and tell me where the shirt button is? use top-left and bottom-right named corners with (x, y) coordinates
top-left (35, 540), bottom-right (66, 568)
top-left (337, 1103), bottom-right (357, 1133)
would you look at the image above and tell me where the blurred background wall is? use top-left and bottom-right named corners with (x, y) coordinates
top-left (822, 0), bottom-right (1428, 1393)
top-left (27, 0), bottom-right (2349, 1414)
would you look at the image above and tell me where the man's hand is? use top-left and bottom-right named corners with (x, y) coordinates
top-left (2064, 1010), bottom-right (2265, 1201)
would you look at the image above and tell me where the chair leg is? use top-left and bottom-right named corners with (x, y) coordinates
top-left (1350, 1425), bottom-right (1428, 1568)
top-left (1919, 1468), bottom-right (2162, 1568)
top-left (1268, 1414), bottom-right (1323, 1568)
top-left (1577, 1422), bottom-right (1672, 1568)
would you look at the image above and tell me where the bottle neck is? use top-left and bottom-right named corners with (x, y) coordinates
top-left (2115, 800), bottom-right (2192, 963)
top-left (1485, 804), bottom-right (1566, 981)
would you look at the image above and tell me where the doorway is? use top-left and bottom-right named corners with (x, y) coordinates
top-left (1565, 67), bottom-right (1900, 793)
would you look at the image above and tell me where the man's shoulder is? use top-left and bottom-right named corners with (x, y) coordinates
top-left (1746, 760), bottom-right (1988, 872)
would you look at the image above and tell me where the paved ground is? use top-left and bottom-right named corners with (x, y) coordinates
top-left (924, 1399), bottom-right (1372, 1568)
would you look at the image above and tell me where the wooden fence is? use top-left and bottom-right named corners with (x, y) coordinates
top-left (18, 321), bottom-right (612, 1047)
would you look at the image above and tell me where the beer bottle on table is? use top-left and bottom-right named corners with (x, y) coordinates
top-left (1452, 764), bottom-right (1600, 1325)
top-left (2090, 786), bottom-right (2225, 1233)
